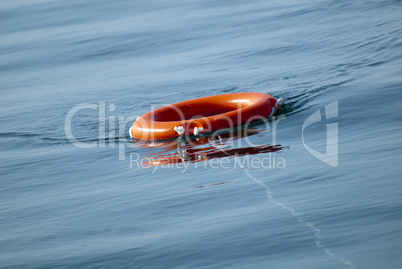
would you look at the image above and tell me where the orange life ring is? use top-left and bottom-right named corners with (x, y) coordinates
top-left (130, 92), bottom-right (283, 140)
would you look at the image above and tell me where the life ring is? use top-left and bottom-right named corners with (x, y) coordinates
top-left (130, 92), bottom-right (283, 140)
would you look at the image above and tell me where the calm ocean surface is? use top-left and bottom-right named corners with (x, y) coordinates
top-left (1, 0), bottom-right (402, 268)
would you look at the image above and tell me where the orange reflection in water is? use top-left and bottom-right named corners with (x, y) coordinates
top-left (134, 128), bottom-right (286, 167)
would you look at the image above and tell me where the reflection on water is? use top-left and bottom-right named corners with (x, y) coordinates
top-left (133, 127), bottom-right (286, 167)
top-left (193, 181), bottom-right (232, 189)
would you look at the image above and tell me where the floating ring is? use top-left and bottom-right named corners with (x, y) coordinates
top-left (130, 92), bottom-right (281, 140)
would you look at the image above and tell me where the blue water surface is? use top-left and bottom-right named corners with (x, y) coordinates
top-left (1, 0), bottom-right (402, 268)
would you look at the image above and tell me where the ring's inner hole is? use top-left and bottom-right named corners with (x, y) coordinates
top-left (152, 100), bottom-right (251, 121)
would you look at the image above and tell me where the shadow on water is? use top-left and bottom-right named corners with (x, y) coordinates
top-left (131, 126), bottom-right (286, 167)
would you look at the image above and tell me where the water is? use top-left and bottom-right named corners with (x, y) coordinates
top-left (1, 0), bottom-right (402, 268)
